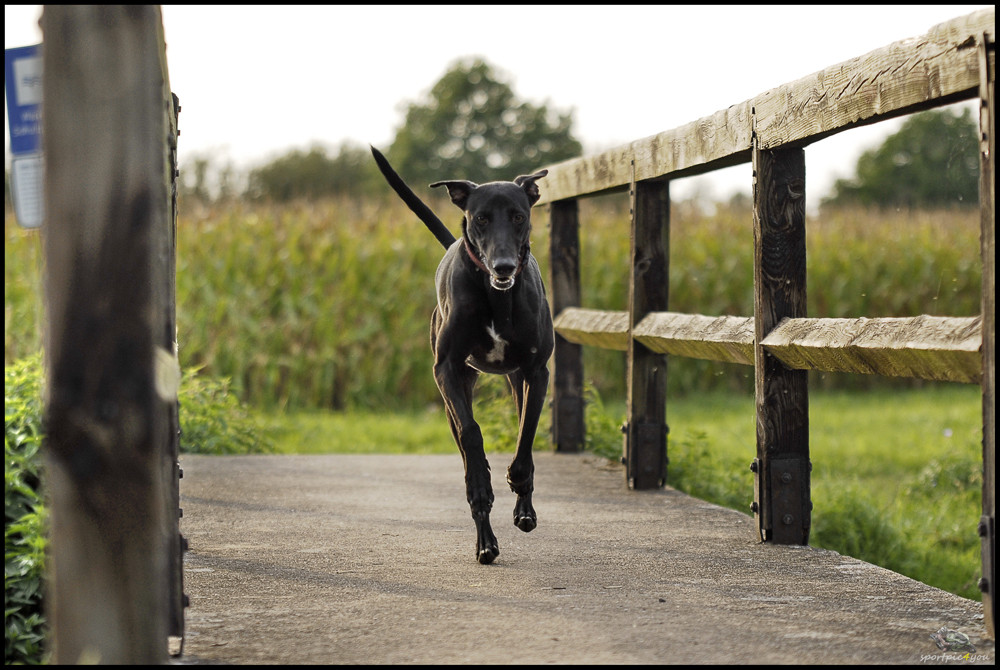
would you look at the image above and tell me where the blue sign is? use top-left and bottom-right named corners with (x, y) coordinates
top-left (5, 44), bottom-right (43, 155)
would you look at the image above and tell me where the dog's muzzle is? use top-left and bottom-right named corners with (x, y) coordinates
top-left (489, 274), bottom-right (516, 291)
top-left (464, 238), bottom-right (523, 291)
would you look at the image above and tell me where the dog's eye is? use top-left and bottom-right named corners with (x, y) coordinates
top-left (512, 213), bottom-right (526, 224)
top-left (474, 215), bottom-right (489, 225)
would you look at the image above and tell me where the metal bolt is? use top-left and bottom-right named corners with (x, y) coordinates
top-left (978, 577), bottom-right (989, 593)
top-left (781, 472), bottom-right (792, 483)
top-left (749, 461), bottom-right (758, 473)
top-left (977, 520), bottom-right (988, 537)
top-left (782, 514), bottom-right (794, 525)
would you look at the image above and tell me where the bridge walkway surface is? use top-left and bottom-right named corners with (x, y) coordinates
top-left (175, 452), bottom-right (994, 665)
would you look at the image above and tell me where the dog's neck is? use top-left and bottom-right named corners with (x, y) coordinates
top-left (462, 236), bottom-right (518, 335)
top-left (486, 283), bottom-right (514, 338)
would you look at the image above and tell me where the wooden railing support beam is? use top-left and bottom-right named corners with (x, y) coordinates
top-left (624, 173), bottom-right (669, 489)
top-left (752, 144), bottom-right (810, 545)
top-left (549, 199), bottom-right (585, 452)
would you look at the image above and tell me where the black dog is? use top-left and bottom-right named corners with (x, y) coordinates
top-left (371, 147), bottom-right (553, 564)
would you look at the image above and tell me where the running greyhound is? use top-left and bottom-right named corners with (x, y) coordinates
top-left (371, 146), bottom-right (553, 564)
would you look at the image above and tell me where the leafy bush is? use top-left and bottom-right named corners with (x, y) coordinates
top-left (178, 368), bottom-right (278, 455)
top-left (5, 354), bottom-right (47, 665)
top-left (665, 428), bottom-right (749, 513)
top-left (3, 355), bottom-right (276, 663)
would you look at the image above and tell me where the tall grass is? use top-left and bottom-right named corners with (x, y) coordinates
top-left (5, 199), bottom-right (980, 411)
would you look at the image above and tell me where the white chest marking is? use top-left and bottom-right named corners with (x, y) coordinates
top-left (485, 323), bottom-right (508, 362)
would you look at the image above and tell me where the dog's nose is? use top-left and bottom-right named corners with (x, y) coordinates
top-left (492, 259), bottom-right (518, 278)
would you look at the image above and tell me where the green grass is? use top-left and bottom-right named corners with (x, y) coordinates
top-left (268, 382), bottom-right (985, 601)
top-left (265, 374), bottom-right (543, 454)
top-left (269, 408), bottom-right (451, 454)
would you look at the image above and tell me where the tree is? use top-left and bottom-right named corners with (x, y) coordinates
top-left (388, 58), bottom-right (582, 186)
top-left (245, 141), bottom-right (381, 201)
top-left (824, 106), bottom-right (978, 209)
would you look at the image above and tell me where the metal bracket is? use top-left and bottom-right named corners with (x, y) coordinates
top-left (753, 456), bottom-right (810, 544)
top-left (768, 456), bottom-right (811, 544)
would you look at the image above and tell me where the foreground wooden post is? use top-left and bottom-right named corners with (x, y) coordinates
top-left (41, 6), bottom-right (179, 663)
top-left (752, 144), bottom-right (810, 544)
top-left (549, 199), bottom-right (585, 452)
top-left (977, 31), bottom-right (995, 638)
top-left (624, 171), bottom-right (669, 489)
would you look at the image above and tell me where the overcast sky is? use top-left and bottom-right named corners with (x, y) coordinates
top-left (5, 4), bottom-right (988, 202)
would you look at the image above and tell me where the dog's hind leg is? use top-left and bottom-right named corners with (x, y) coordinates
top-left (436, 359), bottom-right (499, 564)
top-left (506, 365), bottom-right (549, 533)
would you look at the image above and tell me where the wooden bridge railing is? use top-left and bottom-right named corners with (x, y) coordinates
top-left (539, 8), bottom-right (994, 636)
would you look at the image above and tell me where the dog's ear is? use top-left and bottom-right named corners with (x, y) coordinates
top-left (514, 170), bottom-right (548, 206)
top-left (430, 180), bottom-right (478, 210)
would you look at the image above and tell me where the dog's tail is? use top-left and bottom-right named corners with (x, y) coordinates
top-left (370, 146), bottom-right (457, 250)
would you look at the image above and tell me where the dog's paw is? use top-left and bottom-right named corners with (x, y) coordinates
top-left (474, 516), bottom-right (499, 564)
top-left (514, 513), bottom-right (537, 533)
top-left (477, 544), bottom-right (499, 564)
top-left (513, 495), bottom-right (536, 533)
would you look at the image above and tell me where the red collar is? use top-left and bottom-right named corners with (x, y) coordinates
top-left (463, 237), bottom-right (491, 274)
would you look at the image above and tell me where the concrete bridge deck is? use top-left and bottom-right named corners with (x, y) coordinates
top-left (176, 452), bottom-right (993, 665)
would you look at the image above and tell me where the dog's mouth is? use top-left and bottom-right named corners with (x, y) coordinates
top-left (490, 274), bottom-right (516, 291)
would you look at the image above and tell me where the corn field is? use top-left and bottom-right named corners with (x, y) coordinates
top-left (4, 197), bottom-right (981, 411)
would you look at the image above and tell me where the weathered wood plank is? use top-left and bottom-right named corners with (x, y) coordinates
top-left (753, 7), bottom-right (994, 149)
top-left (536, 8), bottom-right (994, 204)
top-left (556, 310), bottom-right (984, 382)
top-left (762, 315), bottom-right (982, 384)
top-left (553, 307), bottom-right (630, 351)
top-left (537, 103), bottom-right (752, 203)
top-left (633, 312), bottom-right (755, 365)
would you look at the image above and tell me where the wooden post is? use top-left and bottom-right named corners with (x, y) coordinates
top-left (41, 6), bottom-right (179, 663)
top-left (752, 142), bottom-right (810, 544)
top-left (625, 168), bottom-right (669, 489)
top-left (549, 199), bottom-right (585, 452)
top-left (977, 32), bottom-right (995, 638)
top-left (165, 89), bottom-right (186, 654)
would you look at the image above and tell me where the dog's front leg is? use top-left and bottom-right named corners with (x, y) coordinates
top-left (434, 357), bottom-right (499, 564)
top-left (506, 364), bottom-right (549, 533)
